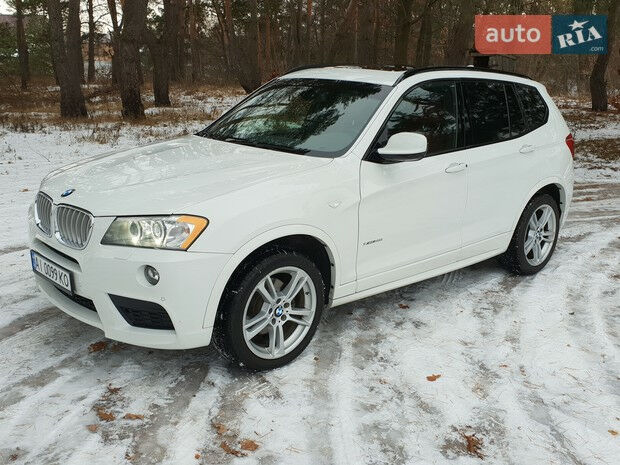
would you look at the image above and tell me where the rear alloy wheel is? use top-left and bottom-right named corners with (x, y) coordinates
top-left (501, 193), bottom-right (560, 275)
top-left (523, 204), bottom-right (557, 267)
top-left (213, 251), bottom-right (324, 370)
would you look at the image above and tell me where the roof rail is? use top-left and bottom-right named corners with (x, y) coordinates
top-left (284, 64), bottom-right (330, 74)
top-left (281, 64), bottom-right (531, 84)
top-left (393, 66), bottom-right (531, 84)
top-left (283, 63), bottom-right (416, 76)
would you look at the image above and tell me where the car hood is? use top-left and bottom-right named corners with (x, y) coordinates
top-left (40, 135), bottom-right (332, 216)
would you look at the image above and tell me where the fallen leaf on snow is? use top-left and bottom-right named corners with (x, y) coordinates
top-left (426, 374), bottom-right (441, 382)
top-left (499, 364), bottom-right (509, 368)
top-left (86, 424), bottom-right (98, 432)
top-left (379, 378), bottom-right (389, 385)
top-left (194, 453), bottom-right (201, 459)
top-left (462, 432), bottom-right (484, 459)
top-left (96, 408), bottom-right (115, 422)
top-left (220, 441), bottom-right (246, 457)
top-left (123, 413), bottom-right (144, 420)
top-left (398, 303), bottom-right (410, 309)
top-left (20, 188), bottom-right (29, 192)
top-left (9, 454), bottom-right (18, 461)
top-left (609, 429), bottom-right (618, 436)
top-left (88, 341), bottom-right (108, 353)
top-left (107, 385), bottom-right (121, 395)
top-left (240, 439), bottom-right (259, 451)
top-left (212, 422), bottom-right (228, 435)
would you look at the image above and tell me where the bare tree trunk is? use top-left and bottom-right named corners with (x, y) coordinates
top-left (222, 0), bottom-right (261, 93)
top-left (291, 0), bottom-right (302, 66)
top-left (144, 30), bottom-right (171, 106)
top-left (107, 0), bottom-right (121, 84)
top-left (305, 0), bottom-right (312, 62)
top-left (212, 0), bottom-right (230, 72)
top-left (119, 0), bottom-right (147, 118)
top-left (46, 0), bottom-right (87, 117)
top-left (245, 0), bottom-right (261, 90)
top-left (371, 0), bottom-right (379, 67)
top-left (574, 0), bottom-right (595, 94)
top-left (87, 0), bottom-right (96, 82)
top-left (590, 0), bottom-right (618, 111)
top-left (177, 0), bottom-right (187, 80)
top-left (327, 0), bottom-right (356, 63)
top-left (443, 0), bottom-right (475, 65)
top-left (65, 0), bottom-right (84, 83)
top-left (320, 0), bottom-right (326, 63)
top-left (189, 0), bottom-right (200, 82)
top-left (414, 0), bottom-right (432, 67)
top-left (15, 0), bottom-right (29, 90)
top-left (265, 16), bottom-right (273, 76)
top-left (393, 0), bottom-right (414, 67)
top-left (223, 0), bottom-right (233, 70)
top-left (357, 0), bottom-right (373, 66)
top-left (165, 0), bottom-right (182, 81)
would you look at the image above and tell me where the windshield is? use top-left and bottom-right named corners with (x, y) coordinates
top-left (197, 79), bottom-right (392, 157)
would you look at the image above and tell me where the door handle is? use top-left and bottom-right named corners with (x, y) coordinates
top-left (519, 144), bottom-right (535, 154)
top-left (445, 162), bottom-right (467, 173)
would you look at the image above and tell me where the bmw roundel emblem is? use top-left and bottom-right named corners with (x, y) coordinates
top-left (61, 188), bottom-right (75, 197)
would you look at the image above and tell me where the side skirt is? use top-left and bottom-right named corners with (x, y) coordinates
top-left (329, 247), bottom-right (505, 308)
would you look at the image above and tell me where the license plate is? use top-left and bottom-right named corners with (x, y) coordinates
top-left (31, 250), bottom-right (73, 293)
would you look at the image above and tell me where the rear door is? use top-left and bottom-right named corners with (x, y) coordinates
top-left (460, 79), bottom-right (550, 258)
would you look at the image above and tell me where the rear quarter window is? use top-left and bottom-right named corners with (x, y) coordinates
top-left (514, 84), bottom-right (549, 131)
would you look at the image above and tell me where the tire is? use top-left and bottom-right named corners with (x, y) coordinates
top-left (212, 250), bottom-right (325, 370)
top-left (501, 193), bottom-right (560, 275)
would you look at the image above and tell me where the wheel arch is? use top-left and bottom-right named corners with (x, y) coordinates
top-left (510, 178), bottom-right (567, 235)
top-left (202, 225), bottom-right (339, 329)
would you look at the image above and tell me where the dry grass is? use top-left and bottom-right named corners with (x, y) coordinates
top-left (0, 77), bottom-right (244, 142)
top-left (576, 138), bottom-right (620, 162)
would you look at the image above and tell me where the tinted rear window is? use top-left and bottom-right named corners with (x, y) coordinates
top-left (514, 84), bottom-right (548, 130)
top-left (462, 80), bottom-right (510, 146)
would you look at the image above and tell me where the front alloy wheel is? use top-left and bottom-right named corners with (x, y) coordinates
top-left (243, 267), bottom-right (317, 359)
top-left (213, 251), bottom-right (325, 370)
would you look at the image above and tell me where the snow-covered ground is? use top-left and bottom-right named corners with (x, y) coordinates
top-left (0, 97), bottom-right (618, 464)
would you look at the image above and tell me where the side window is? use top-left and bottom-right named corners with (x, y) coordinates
top-left (382, 81), bottom-right (458, 156)
top-left (462, 80), bottom-right (510, 146)
top-left (515, 84), bottom-right (548, 130)
top-left (505, 84), bottom-right (527, 137)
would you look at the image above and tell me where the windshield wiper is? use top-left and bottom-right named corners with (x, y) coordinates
top-left (220, 137), bottom-right (309, 155)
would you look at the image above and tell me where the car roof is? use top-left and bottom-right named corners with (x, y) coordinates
top-left (279, 65), bottom-right (532, 87)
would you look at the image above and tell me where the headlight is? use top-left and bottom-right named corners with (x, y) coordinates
top-left (101, 215), bottom-right (208, 250)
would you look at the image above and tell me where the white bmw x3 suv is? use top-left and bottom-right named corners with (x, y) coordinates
top-left (29, 66), bottom-right (574, 369)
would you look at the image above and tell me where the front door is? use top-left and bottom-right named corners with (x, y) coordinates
top-left (357, 80), bottom-right (467, 292)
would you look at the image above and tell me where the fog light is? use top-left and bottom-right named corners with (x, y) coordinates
top-left (144, 265), bottom-right (160, 285)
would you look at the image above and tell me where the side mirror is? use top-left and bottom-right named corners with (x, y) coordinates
top-left (377, 132), bottom-right (427, 162)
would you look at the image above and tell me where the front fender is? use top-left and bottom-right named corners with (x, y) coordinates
top-left (201, 224), bottom-right (340, 329)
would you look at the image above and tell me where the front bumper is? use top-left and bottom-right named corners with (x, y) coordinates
top-left (28, 211), bottom-right (231, 349)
